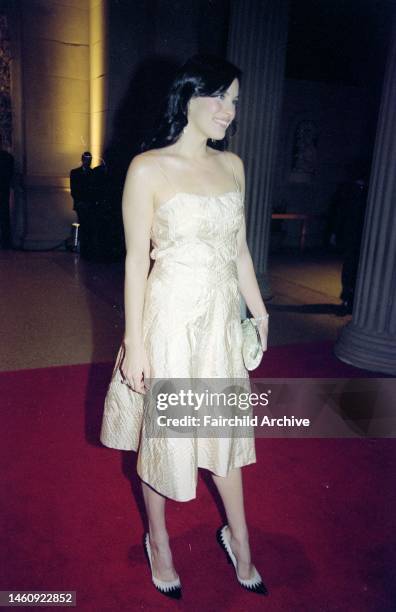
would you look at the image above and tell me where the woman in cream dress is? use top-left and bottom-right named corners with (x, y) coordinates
top-left (100, 55), bottom-right (269, 599)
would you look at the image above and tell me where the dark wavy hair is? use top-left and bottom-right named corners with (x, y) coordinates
top-left (140, 54), bottom-right (242, 152)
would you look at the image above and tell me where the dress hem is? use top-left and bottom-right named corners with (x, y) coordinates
top-left (136, 456), bottom-right (257, 503)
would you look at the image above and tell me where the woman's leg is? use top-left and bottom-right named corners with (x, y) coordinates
top-left (211, 467), bottom-right (254, 579)
top-left (141, 481), bottom-right (179, 581)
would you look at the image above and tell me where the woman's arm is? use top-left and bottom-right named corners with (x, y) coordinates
top-left (232, 153), bottom-right (269, 350)
top-left (120, 154), bottom-right (155, 392)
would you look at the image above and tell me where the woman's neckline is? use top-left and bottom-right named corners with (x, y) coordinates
top-left (154, 190), bottom-right (242, 215)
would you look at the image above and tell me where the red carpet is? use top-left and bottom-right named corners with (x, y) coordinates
top-left (1, 342), bottom-right (395, 611)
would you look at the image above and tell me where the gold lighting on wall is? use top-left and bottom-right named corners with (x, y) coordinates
top-left (90, 0), bottom-right (107, 164)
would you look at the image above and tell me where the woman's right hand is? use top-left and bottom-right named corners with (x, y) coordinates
top-left (117, 341), bottom-right (150, 394)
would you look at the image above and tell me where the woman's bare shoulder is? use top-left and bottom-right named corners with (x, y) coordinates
top-left (216, 150), bottom-right (245, 187)
top-left (129, 149), bottom-right (161, 168)
top-left (133, 147), bottom-right (178, 170)
top-left (225, 150), bottom-right (244, 169)
top-left (212, 149), bottom-right (243, 170)
top-left (125, 150), bottom-right (164, 184)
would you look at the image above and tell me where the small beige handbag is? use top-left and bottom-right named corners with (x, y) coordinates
top-left (100, 345), bottom-right (145, 452)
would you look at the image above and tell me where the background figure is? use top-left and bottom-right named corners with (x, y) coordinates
top-left (0, 134), bottom-right (14, 249)
top-left (339, 178), bottom-right (368, 313)
top-left (70, 151), bottom-right (95, 259)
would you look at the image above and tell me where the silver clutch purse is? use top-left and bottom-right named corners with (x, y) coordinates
top-left (241, 316), bottom-right (267, 370)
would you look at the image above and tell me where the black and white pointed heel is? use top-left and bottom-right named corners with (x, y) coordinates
top-left (216, 525), bottom-right (268, 595)
top-left (143, 533), bottom-right (182, 599)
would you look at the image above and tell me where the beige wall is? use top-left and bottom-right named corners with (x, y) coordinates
top-left (10, 0), bottom-right (107, 248)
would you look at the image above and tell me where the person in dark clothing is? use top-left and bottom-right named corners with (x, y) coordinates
top-left (339, 178), bottom-right (368, 313)
top-left (0, 135), bottom-right (14, 249)
top-left (70, 152), bottom-right (95, 258)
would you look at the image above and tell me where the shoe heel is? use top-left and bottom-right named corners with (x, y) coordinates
top-left (216, 527), bottom-right (232, 563)
top-left (216, 525), bottom-right (269, 596)
top-left (143, 533), bottom-right (182, 600)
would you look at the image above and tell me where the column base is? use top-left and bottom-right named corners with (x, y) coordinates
top-left (334, 321), bottom-right (396, 375)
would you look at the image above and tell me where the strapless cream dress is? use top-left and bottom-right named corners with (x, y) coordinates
top-left (100, 166), bottom-right (257, 501)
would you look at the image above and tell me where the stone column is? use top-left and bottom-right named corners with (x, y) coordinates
top-left (227, 0), bottom-right (289, 298)
top-left (334, 15), bottom-right (396, 375)
top-left (9, 0), bottom-right (90, 249)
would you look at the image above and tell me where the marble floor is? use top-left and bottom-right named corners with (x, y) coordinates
top-left (0, 247), bottom-right (349, 372)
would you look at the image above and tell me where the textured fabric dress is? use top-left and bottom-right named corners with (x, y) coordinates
top-left (100, 155), bottom-right (256, 501)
